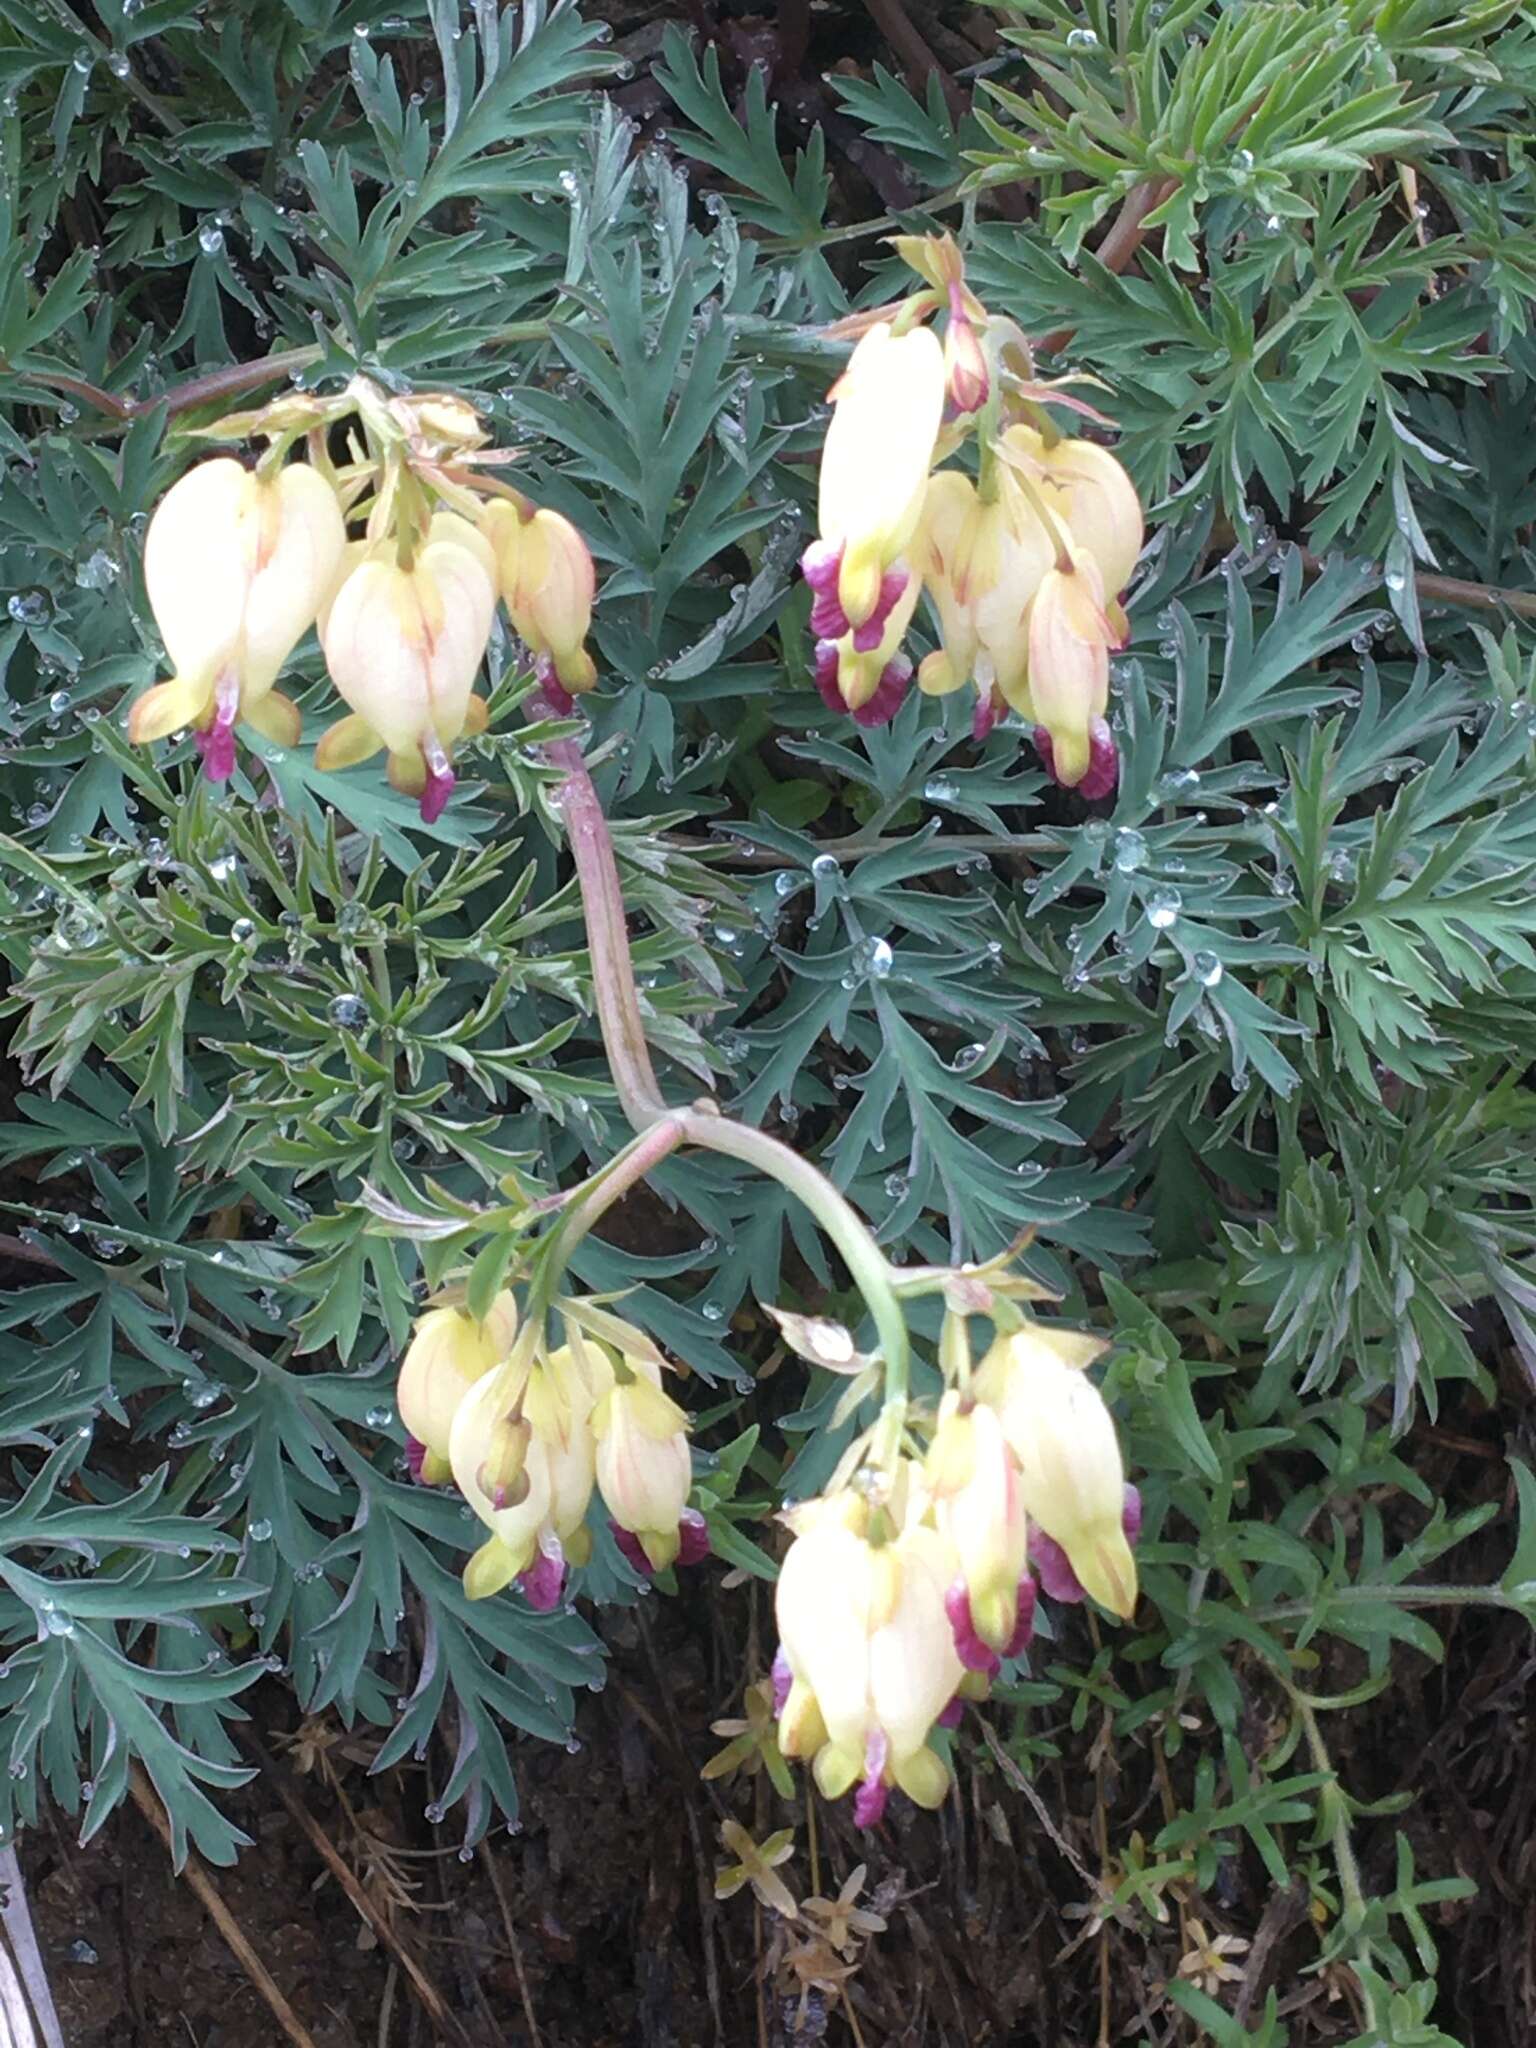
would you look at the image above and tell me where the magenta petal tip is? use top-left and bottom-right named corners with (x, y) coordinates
top-left (419, 764), bottom-right (455, 825)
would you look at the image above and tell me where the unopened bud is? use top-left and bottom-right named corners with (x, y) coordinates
top-left (944, 287), bottom-right (989, 415)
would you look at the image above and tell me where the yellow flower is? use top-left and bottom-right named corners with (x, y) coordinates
top-left (316, 512), bottom-right (496, 823)
top-left (974, 1328), bottom-right (1138, 1619)
top-left (926, 1392), bottom-right (1030, 1659)
top-left (129, 457), bottom-right (346, 782)
top-left (1025, 545), bottom-right (1120, 794)
top-left (592, 1358), bottom-right (693, 1571)
top-left (773, 1473), bottom-right (961, 1827)
top-left (450, 1340), bottom-right (608, 1608)
top-left (915, 469), bottom-right (1053, 733)
top-left (397, 1292), bottom-right (517, 1484)
top-left (479, 499), bottom-right (597, 701)
top-left (808, 320), bottom-right (945, 632)
top-left (1002, 425), bottom-right (1143, 600)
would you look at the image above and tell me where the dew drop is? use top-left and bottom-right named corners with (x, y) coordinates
top-left (1146, 887), bottom-right (1182, 931)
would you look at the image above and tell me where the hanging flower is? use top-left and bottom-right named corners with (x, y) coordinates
top-left (479, 498), bottom-right (598, 704)
top-left (316, 511), bottom-right (496, 823)
top-left (773, 1474), bottom-right (961, 1828)
top-left (397, 1291), bottom-right (518, 1485)
top-left (592, 1354), bottom-right (695, 1572)
top-left (926, 1392), bottom-right (1033, 1670)
top-left (811, 565), bottom-right (921, 727)
top-left (973, 1328), bottom-right (1139, 1619)
top-left (915, 469), bottom-right (1053, 736)
top-left (450, 1336), bottom-right (609, 1610)
top-left (129, 457), bottom-right (346, 783)
top-left (804, 319), bottom-right (946, 637)
top-left (1026, 544), bottom-right (1121, 798)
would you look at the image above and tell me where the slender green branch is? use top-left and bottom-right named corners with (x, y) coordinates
top-left (1292, 1692), bottom-right (1368, 1939)
top-left (673, 1106), bottom-right (911, 1418)
top-left (1253, 1581), bottom-right (1523, 1623)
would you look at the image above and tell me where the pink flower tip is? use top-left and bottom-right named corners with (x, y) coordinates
top-left (196, 723), bottom-right (237, 784)
top-left (1032, 718), bottom-right (1118, 801)
top-left (419, 762), bottom-right (455, 825)
top-left (853, 1730), bottom-right (889, 1831)
top-left (937, 1694), bottom-right (965, 1730)
top-left (770, 1648), bottom-right (793, 1717)
top-left (944, 1580), bottom-right (1002, 1676)
top-left (404, 1435), bottom-right (430, 1484)
top-left (972, 690), bottom-right (1001, 743)
top-left (610, 1522), bottom-right (654, 1577)
top-left (850, 568), bottom-right (909, 654)
top-left (800, 540), bottom-right (842, 595)
top-left (1004, 1574), bottom-right (1037, 1659)
top-left (851, 654), bottom-right (912, 729)
top-left (518, 1547), bottom-right (566, 1613)
top-left (676, 1509), bottom-right (711, 1567)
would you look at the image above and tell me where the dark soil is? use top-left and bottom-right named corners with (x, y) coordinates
top-left (22, 1468), bottom-right (1536, 2047)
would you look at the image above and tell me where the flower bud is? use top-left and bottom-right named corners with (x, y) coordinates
top-left (974, 1331), bottom-right (1137, 1619)
top-left (816, 322), bottom-right (945, 629)
top-left (480, 500), bottom-right (598, 694)
top-left (943, 285), bottom-right (989, 415)
top-left (446, 1334), bottom-right (604, 1608)
top-left (593, 1362), bottom-right (692, 1571)
top-left (317, 512), bottom-right (497, 823)
top-left (1025, 547), bottom-right (1118, 790)
top-left (131, 457), bottom-right (346, 783)
top-left (927, 1394), bottom-right (1028, 1654)
top-left (397, 1293), bottom-right (517, 1483)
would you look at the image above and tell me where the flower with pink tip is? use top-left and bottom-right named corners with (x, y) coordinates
top-left (129, 456), bottom-right (346, 784)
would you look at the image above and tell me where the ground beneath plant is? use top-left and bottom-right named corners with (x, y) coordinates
top-left (21, 1421), bottom-right (1536, 2048)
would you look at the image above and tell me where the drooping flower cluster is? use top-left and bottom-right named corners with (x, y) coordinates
top-left (803, 234), bottom-right (1144, 797)
top-left (773, 1318), bottom-right (1140, 1828)
top-left (129, 380), bottom-right (600, 821)
top-left (396, 1291), bottom-right (706, 1608)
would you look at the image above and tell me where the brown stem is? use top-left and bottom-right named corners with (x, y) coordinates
top-left (859, 0), bottom-right (967, 125)
top-left (232, 1730), bottom-right (473, 2048)
top-left (1038, 177), bottom-right (1179, 355)
top-left (11, 348), bottom-right (320, 429)
top-left (543, 725), bottom-right (669, 1127)
top-left (1299, 547), bottom-right (1536, 623)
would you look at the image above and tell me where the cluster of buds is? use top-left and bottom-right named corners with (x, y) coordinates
top-left (773, 1295), bottom-right (1140, 1829)
top-left (396, 1289), bottom-right (707, 1607)
top-left (129, 380), bottom-right (600, 821)
top-left (803, 234), bottom-right (1143, 797)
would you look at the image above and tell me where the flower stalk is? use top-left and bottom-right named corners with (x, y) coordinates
top-left (541, 700), bottom-right (911, 1413)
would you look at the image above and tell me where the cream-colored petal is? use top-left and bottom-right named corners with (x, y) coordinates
top-left (819, 324), bottom-right (946, 580)
top-left (143, 458), bottom-right (254, 679)
top-left (419, 537), bottom-right (496, 744)
top-left (242, 689), bottom-right (302, 746)
top-left (126, 672), bottom-right (216, 744)
top-left (313, 713), bottom-right (385, 771)
top-left (323, 560), bottom-right (433, 755)
top-left (238, 463), bottom-right (347, 693)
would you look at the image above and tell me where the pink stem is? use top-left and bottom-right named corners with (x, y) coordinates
top-left (543, 722), bottom-right (669, 1130)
